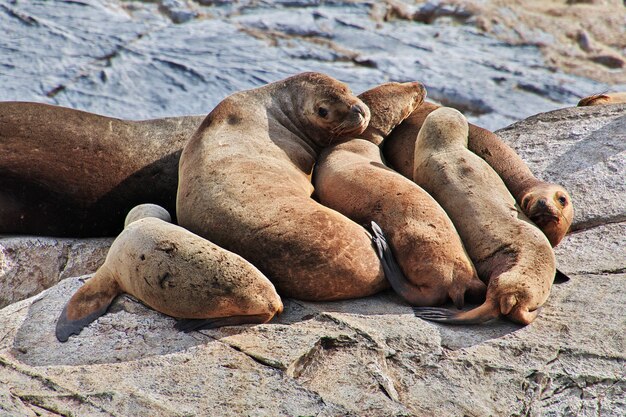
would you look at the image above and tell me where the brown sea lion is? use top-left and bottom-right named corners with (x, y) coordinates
top-left (177, 72), bottom-right (388, 301)
top-left (0, 102), bottom-right (203, 236)
top-left (314, 82), bottom-right (486, 307)
top-left (577, 92), bottom-right (626, 106)
top-left (382, 101), bottom-right (573, 247)
top-left (56, 204), bottom-right (283, 342)
top-left (410, 108), bottom-right (556, 325)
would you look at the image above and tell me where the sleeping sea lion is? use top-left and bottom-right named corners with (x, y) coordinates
top-left (410, 108), bottom-right (556, 325)
top-left (0, 101), bottom-right (202, 236)
top-left (56, 204), bottom-right (283, 342)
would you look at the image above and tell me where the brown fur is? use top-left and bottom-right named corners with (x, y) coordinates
top-left (315, 82), bottom-right (486, 307)
top-left (411, 108), bottom-right (556, 325)
top-left (0, 102), bottom-right (203, 236)
top-left (177, 72), bottom-right (387, 301)
top-left (383, 101), bottom-right (573, 246)
top-left (56, 204), bottom-right (282, 342)
top-left (577, 92), bottom-right (626, 106)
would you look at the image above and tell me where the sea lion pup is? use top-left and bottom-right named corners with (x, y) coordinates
top-left (177, 72), bottom-right (388, 301)
top-left (0, 101), bottom-right (203, 236)
top-left (411, 108), bottom-right (556, 325)
top-left (314, 82), bottom-right (486, 307)
top-left (382, 101), bottom-right (573, 247)
top-left (55, 204), bottom-right (283, 342)
top-left (577, 92), bottom-right (626, 106)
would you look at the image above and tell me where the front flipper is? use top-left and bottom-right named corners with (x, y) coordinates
top-left (369, 221), bottom-right (438, 306)
top-left (174, 314), bottom-right (273, 333)
top-left (55, 267), bottom-right (121, 342)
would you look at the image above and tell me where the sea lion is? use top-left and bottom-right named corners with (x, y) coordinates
top-left (0, 101), bottom-right (203, 236)
top-left (314, 82), bottom-right (486, 307)
top-left (56, 204), bottom-right (283, 342)
top-left (410, 108), bottom-right (556, 325)
top-left (577, 92), bottom-right (626, 106)
top-left (382, 101), bottom-right (573, 247)
top-left (177, 72), bottom-right (388, 301)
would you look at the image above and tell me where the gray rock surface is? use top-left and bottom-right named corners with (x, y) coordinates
top-left (0, 236), bottom-right (112, 309)
top-left (1, 105), bottom-right (624, 416)
top-left (1, 0), bottom-right (623, 131)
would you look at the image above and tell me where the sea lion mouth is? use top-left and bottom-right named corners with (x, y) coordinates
top-left (330, 115), bottom-right (368, 138)
top-left (530, 213), bottom-right (560, 225)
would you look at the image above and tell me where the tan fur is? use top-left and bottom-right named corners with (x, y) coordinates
top-left (412, 108), bottom-right (555, 325)
top-left (56, 204), bottom-right (282, 342)
top-left (383, 101), bottom-right (573, 246)
top-left (177, 72), bottom-right (387, 301)
top-left (578, 92), bottom-right (626, 106)
top-left (315, 82), bottom-right (486, 307)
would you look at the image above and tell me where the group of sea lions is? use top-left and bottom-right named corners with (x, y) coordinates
top-left (6, 72), bottom-right (613, 342)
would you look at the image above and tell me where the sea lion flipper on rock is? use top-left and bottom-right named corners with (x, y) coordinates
top-left (174, 314), bottom-right (274, 333)
top-left (55, 267), bottom-right (121, 342)
top-left (383, 101), bottom-right (573, 247)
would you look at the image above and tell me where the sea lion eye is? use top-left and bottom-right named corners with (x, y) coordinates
top-left (318, 107), bottom-right (328, 118)
top-left (558, 196), bottom-right (568, 206)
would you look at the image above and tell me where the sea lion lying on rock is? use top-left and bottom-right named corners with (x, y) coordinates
top-left (0, 102), bottom-right (202, 236)
top-left (177, 72), bottom-right (390, 301)
top-left (56, 204), bottom-right (283, 342)
top-left (315, 82), bottom-right (486, 307)
top-left (578, 92), bottom-right (626, 106)
top-left (410, 108), bottom-right (556, 325)
top-left (383, 101), bottom-right (573, 247)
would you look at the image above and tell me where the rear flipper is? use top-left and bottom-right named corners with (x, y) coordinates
top-left (174, 313), bottom-right (275, 333)
top-left (369, 221), bottom-right (443, 306)
top-left (55, 267), bottom-right (121, 342)
top-left (554, 269), bottom-right (570, 284)
top-left (413, 300), bottom-right (500, 325)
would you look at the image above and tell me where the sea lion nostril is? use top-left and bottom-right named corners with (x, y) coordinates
top-left (351, 104), bottom-right (366, 117)
top-left (537, 199), bottom-right (547, 207)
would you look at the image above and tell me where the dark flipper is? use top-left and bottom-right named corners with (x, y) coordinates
top-left (554, 269), bottom-right (570, 284)
top-left (369, 221), bottom-right (427, 302)
top-left (174, 314), bottom-right (271, 333)
top-left (56, 302), bottom-right (112, 342)
top-left (413, 306), bottom-right (460, 322)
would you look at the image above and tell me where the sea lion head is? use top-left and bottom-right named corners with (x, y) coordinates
top-left (521, 184), bottom-right (573, 246)
top-left (287, 72), bottom-right (370, 145)
top-left (418, 107), bottom-right (469, 150)
top-left (124, 203), bottom-right (172, 228)
top-left (358, 81), bottom-right (427, 145)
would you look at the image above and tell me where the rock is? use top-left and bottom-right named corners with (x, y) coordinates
top-left (1, 0), bottom-right (623, 131)
top-left (1, 105), bottom-right (624, 416)
top-left (0, 236), bottom-right (112, 309)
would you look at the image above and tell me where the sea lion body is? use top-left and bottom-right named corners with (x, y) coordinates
top-left (0, 102), bottom-right (202, 236)
top-left (383, 102), bottom-right (573, 246)
top-left (412, 108), bottom-right (556, 325)
top-left (315, 82), bottom-right (485, 307)
top-left (177, 72), bottom-right (386, 301)
top-left (578, 92), bottom-right (626, 106)
top-left (56, 204), bottom-right (282, 342)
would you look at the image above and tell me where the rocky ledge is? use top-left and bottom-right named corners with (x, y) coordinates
top-left (1, 104), bottom-right (624, 416)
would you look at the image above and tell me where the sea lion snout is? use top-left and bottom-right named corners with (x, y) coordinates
top-left (350, 103), bottom-right (368, 118)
